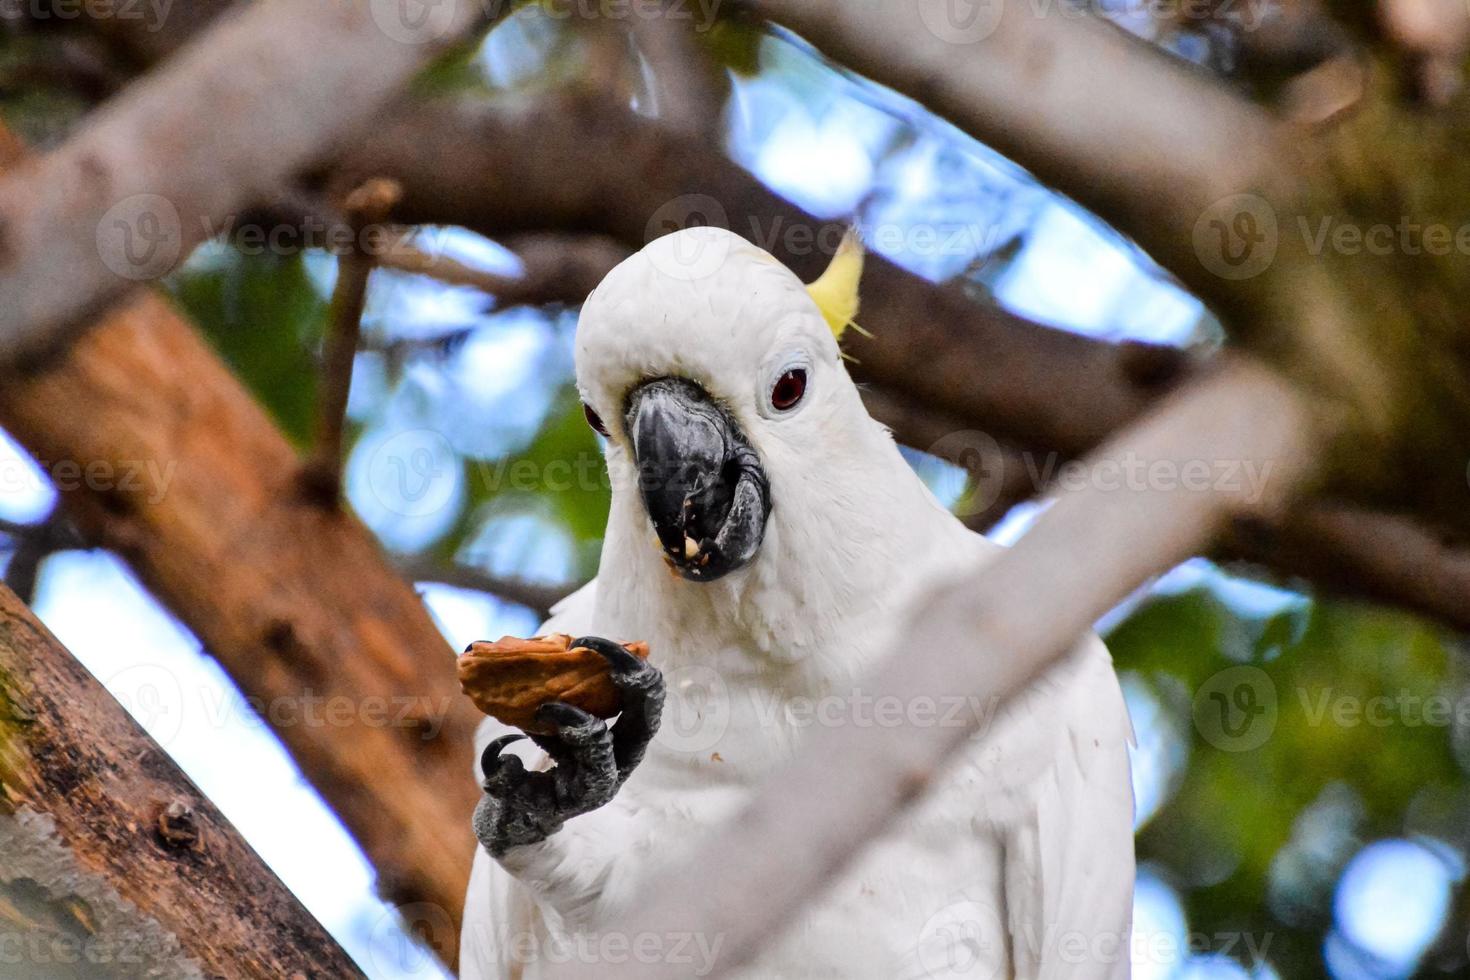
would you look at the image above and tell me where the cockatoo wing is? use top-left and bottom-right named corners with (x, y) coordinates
top-left (460, 580), bottom-right (600, 980)
top-left (1003, 638), bottom-right (1136, 979)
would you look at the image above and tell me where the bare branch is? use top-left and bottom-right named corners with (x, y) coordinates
top-left (1225, 505), bottom-right (1470, 631)
top-left (333, 93), bottom-right (1183, 457)
top-left (631, 2), bottom-right (725, 137)
top-left (327, 93), bottom-right (1470, 635)
top-left (0, 286), bottom-right (482, 959)
top-left (568, 359), bottom-right (1318, 979)
top-left (379, 231), bottom-right (629, 309)
top-left (0, 585), bottom-right (364, 976)
top-left (302, 177), bottom-right (402, 505)
top-left (0, 0), bottom-right (496, 365)
top-left (395, 556), bottom-right (577, 621)
top-left (744, 0), bottom-right (1291, 304)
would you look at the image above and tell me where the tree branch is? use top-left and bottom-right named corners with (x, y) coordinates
top-left (0, 0), bottom-right (495, 365)
top-left (378, 231), bottom-right (629, 309)
top-left (330, 92), bottom-right (1186, 458)
top-left (395, 556), bottom-right (576, 622)
top-left (0, 507), bottom-right (83, 604)
top-left (0, 286), bottom-right (481, 968)
top-left (302, 178), bottom-right (402, 505)
top-left (744, 0), bottom-right (1292, 307)
top-left (341, 93), bottom-right (1470, 634)
top-left (0, 584), bottom-right (364, 976)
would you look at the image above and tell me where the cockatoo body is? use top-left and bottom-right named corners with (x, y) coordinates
top-left (461, 227), bottom-right (1135, 979)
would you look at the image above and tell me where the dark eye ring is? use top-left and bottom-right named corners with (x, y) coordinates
top-left (770, 368), bottom-right (807, 412)
top-left (583, 402), bottom-right (609, 436)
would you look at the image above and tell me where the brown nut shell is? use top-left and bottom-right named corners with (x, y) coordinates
top-left (457, 633), bottom-right (651, 734)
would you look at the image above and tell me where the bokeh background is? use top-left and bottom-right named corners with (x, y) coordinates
top-left (2, 7), bottom-right (1464, 979)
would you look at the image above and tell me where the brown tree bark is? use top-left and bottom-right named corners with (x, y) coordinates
top-left (0, 584), bottom-right (363, 978)
top-left (0, 289), bottom-right (481, 966)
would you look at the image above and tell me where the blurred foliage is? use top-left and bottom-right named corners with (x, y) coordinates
top-left (454, 392), bottom-right (610, 568)
top-left (1112, 583), bottom-right (1468, 976)
top-left (170, 250), bottom-right (326, 447)
top-left (698, 17), bottom-right (765, 77)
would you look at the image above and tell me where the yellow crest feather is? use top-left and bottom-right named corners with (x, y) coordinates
top-left (805, 229), bottom-right (865, 340)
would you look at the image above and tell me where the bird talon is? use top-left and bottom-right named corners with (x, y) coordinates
top-left (570, 636), bottom-right (644, 674)
top-left (571, 636), bottom-right (663, 699)
top-left (533, 700), bottom-right (600, 735)
top-left (480, 733), bottom-right (528, 782)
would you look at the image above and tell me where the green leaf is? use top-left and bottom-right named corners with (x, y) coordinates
top-left (170, 249), bottom-right (328, 447)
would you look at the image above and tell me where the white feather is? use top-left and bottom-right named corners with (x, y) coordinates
top-left (462, 228), bottom-right (1135, 979)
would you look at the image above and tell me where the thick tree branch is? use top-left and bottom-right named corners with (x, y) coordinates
top-left (0, 289), bottom-right (480, 967)
top-left (745, 0), bottom-right (1293, 307)
top-left (0, 0), bottom-right (494, 365)
top-left (343, 92), bottom-right (1470, 633)
top-left (567, 359), bottom-right (1320, 978)
top-left (331, 92), bottom-right (1185, 458)
top-left (0, 585), bottom-right (363, 976)
top-left (0, 120), bottom-right (478, 965)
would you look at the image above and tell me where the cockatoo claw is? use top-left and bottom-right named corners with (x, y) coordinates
top-left (479, 733), bottom-right (527, 781)
top-left (571, 635), bottom-right (665, 780)
top-left (473, 638), bottom-right (664, 857)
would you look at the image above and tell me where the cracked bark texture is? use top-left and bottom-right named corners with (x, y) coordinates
top-left (0, 586), bottom-right (363, 979)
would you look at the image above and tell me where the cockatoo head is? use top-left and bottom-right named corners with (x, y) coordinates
top-left (575, 226), bottom-right (872, 584)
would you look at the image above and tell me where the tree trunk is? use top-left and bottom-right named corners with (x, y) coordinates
top-left (0, 585), bottom-right (363, 978)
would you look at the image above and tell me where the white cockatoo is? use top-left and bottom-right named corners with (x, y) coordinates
top-left (460, 227), bottom-right (1135, 979)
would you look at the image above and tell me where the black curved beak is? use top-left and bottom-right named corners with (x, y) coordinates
top-left (625, 377), bottom-right (771, 581)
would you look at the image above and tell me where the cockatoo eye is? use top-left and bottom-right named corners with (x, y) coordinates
top-left (583, 402), bottom-right (609, 436)
top-left (770, 369), bottom-right (808, 412)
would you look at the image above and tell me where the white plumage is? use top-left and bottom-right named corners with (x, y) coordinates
top-left (460, 227), bottom-right (1135, 979)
